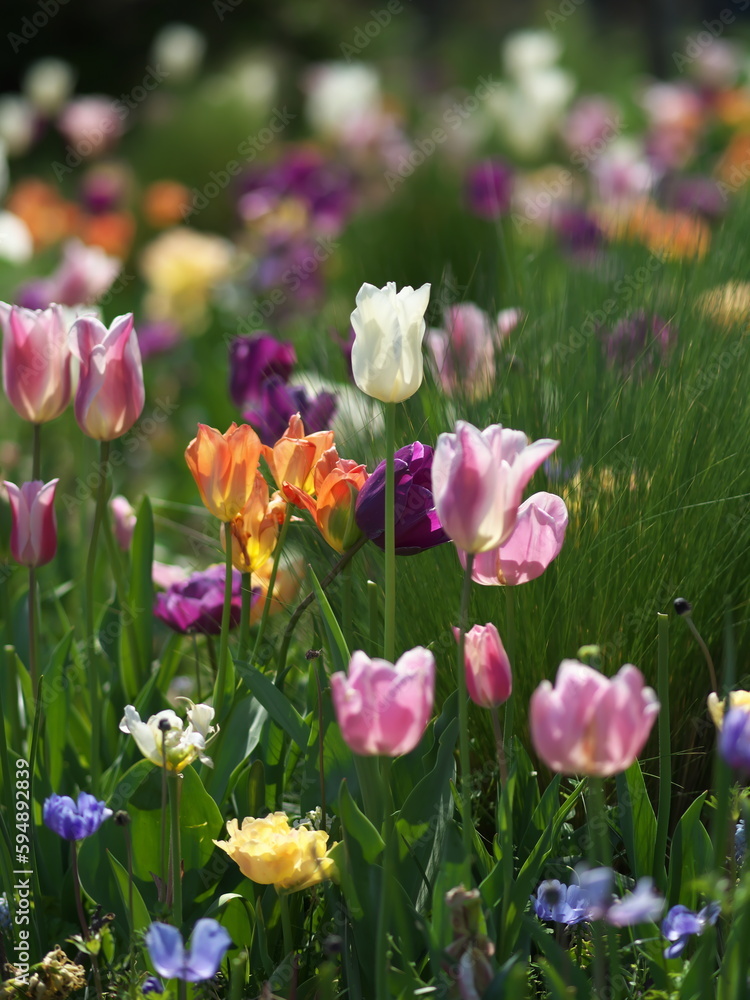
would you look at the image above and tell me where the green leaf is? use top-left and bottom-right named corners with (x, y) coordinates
top-left (668, 792), bottom-right (709, 909)
top-left (39, 630), bottom-right (74, 789)
top-left (337, 779), bottom-right (384, 863)
top-left (119, 496), bottom-right (154, 699)
top-left (235, 661), bottom-right (310, 750)
top-left (617, 760), bottom-right (657, 879)
top-left (307, 563), bottom-right (349, 671)
top-left (107, 850), bottom-right (151, 934)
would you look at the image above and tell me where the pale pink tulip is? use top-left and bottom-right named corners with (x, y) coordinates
top-left (110, 495), bottom-right (137, 549)
top-left (0, 303), bottom-right (72, 423)
top-left (330, 647), bottom-right (435, 756)
top-left (70, 313), bottom-right (144, 440)
top-left (454, 623), bottom-right (512, 708)
top-left (432, 421), bottom-right (559, 553)
top-left (426, 304), bottom-right (497, 399)
top-left (459, 492), bottom-right (568, 585)
top-left (529, 660), bottom-right (659, 777)
top-left (5, 479), bottom-right (59, 567)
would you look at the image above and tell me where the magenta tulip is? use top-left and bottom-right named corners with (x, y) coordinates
top-left (0, 303), bottom-right (72, 423)
top-left (5, 479), bottom-right (59, 567)
top-left (330, 647), bottom-right (435, 756)
top-left (70, 313), bottom-right (145, 440)
top-left (432, 421), bottom-right (559, 553)
top-left (454, 623), bottom-right (512, 708)
top-left (529, 661), bottom-right (659, 777)
top-left (459, 492), bottom-right (568, 585)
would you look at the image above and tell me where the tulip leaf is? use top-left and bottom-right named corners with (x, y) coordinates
top-left (337, 779), bottom-right (384, 863)
top-left (667, 792), bottom-right (710, 910)
top-left (106, 850), bottom-right (151, 934)
top-left (119, 496), bottom-right (154, 699)
top-left (616, 759), bottom-right (657, 881)
top-left (307, 563), bottom-right (349, 671)
top-left (39, 628), bottom-right (74, 790)
top-left (203, 693), bottom-right (267, 802)
top-left (235, 661), bottom-right (310, 750)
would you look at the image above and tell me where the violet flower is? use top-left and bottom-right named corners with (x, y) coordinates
top-left (601, 311), bottom-right (677, 378)
top-left (606, 878), bottom-right (665, 927)
top-left (243, 378), bottom-right (336, 447)
top-left (145, 920), bottom-right (232, 982)
top-left (661, 903), bottom-right (720, 959)
top-left (43, 792), bottom-right (112, 840)
top-left (229, 334), bottom-right (296, 409)
top-left (153, 565), bottom-right (246, 635)
top-left (532, 880), bottom-right (591, 926)
top-left (719, 706), bottom-right (750, 772)
top-left (466, 159), bottom-right (514, 219)
top-left (355, 442), bottom-right (450, 555)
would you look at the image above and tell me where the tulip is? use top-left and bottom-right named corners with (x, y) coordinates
top-left (43, 792), bottom-right (112, 840)
top-left (5, 479), bottom-right (59, 567)
top-left (432, 421), bottom-right (559, 554)
top-left (0, 303), bottom-right (72, 423)
top-left (707, 689), bottom-right (750, 729)
top-left (718, 706), bottom-right (750, 771)
top-left (350, 280), bottom-right (431, 403)
top-left (330, 647), bottom-right (435, 756)
top-left (354, 441), bottom-right (449, 554)
top-left (426, 304), bottom-right (497, 400)
top-left (454, 623), bottom-right (512, 708)
top-left (184, 422), bottom-right (262, 522)
top-left (145, 920), bottom-right (231, 983)
top-left (228, 334), bottom-right (296, 409)
top-left (119, 702), bottom-right (217, 771)
top-left (529, 660), bottom-right (659, 777)
top-left (283, 446), bottom-right (368, 553)
top-left (213, 811), bottom-right (337, 891)
top-left (225, 474), bottom-right (285, 574)
top-left (261, 413), bottom-right (334, 494)
top-left (70, 313), bottom-right (145, 440)
top-left (110, 494), bottom-right (137, 550)
top-left (154, 565), bottom-right (244, 635)
top-left (244, 378), bottom-right (337, 448)
top-left (465, 159), bottom-right (514, 219)
top-left (459, 492), bottom-right (568, 585)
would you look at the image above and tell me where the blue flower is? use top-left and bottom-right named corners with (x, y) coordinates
top-left (736, 819), bottom-right (747, 866)
top-left (532, 880), bottom-right (591, 925)
top-left (719, 707), bottom-right (750, 772)
top-left (0, 895), bottom-right (9, 935)
top-left (145, 920), bottom-right (232, 982)
top-left (661, 902), bottom-right (720, 959)
top-left (606, 878), bottom-right (665, 927)
top-left (141, 977), bottom-right (164, 995)
top-left (43, 792), bottom-right (112, 840)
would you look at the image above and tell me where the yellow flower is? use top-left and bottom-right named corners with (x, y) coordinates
top-left (707, 690), bottom-right (750, 729)
top-left (213, 812), bottom-right (337, 891)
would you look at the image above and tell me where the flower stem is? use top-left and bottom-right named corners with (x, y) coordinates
top-left (654, 612), bottom-right (671, 890)
top-left (457, 553), bottom-right (475, 878)
top-left (238, 572), bottom-right (252, 662)
top-left (383, 402), bottom-right (396, 662)
top-left (251, 504), bottom-right (291, 664)
top-left (85, 441), bottom-right (110, 795)
top-left (280, 890), bottom-right (293, 958)
top-left (503, 587), bottom-right (515, 763)
top-left (587, 777), bottom-right (622, 1000)
top-left (375, 755), bottom-right (393, 1000)
top-left (169, 774), bottom-right (183, 930)
top-left (160, 740), bottom-right (168, 906)
top-left (491, 706), bottom-right (508, 787)
top-left (368, 580), bottom-right (379, 655)
top-left (32, 423), bottom-right (41, 480)
top-left (122, 820), bottom-right (137, 999)
top-left (27, 568), bottom-right (38, 695)
top-left (72, 841), bottom-right (103, 1000)
top-left (214, 523), bottom-right (235, 719)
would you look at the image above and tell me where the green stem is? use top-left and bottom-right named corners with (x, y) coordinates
top-left (368, 580), bottom-right (379, 655)
top-left (85, 441), bottom-right (110, 795)
top-left (375, 755), bottom-right (393, 1000)
top-left (314, 664), bottom-right (327, 831)
top-left (160, 738), bottom-right (168, 905)
top-left (654, 612), bottom-right (671, 890)
top-left (503, 587), bottom-right (515, 762)
top-left (342, 560), bottom-right (352, 648)
top-left (251, 505), bottom-right (291, 665)
top-left (73, 841), bottom-right (103, 1000)
top-left (178, 981), bottom-right (187, 1000)
top-left (587, 777), bottom-right (622, 1000)
top-left (32, 423), bottom-right (41, 481)
top-left (280, 891), bottom-right (293, 959)
top-left (192, 635), bottom-right (201, 703)
top-left (457, 553), bottom-right (475, 878)
top-left (238, 572), bottom-right (252, 662)
top-left (169, 774), bottom-right (183, 930)
top-left (100, 504), bottom-right (142, 678)
top-left (491, 707), bottom-right (508, 787)
top-left (214, 524), bottom-right (235, 719)
top-left (383, 402), bottom-right (396, 662)
top-left (123, 821), bottom-right (137, 999)
top-left (28, 568), bottom-right (38, 695)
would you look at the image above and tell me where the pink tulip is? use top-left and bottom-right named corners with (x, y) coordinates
top-left (454, 623), bottom-right (512, 708)
top-left (0, 303), bottom-right (72, 423)
top-left (110, 495), bottom-right (137, 549)
top-left (426, 304), bottom-right (497, 400)
top-left (5, 479), bottom-right (59, 567)
top-left (459, 492), bottom-right (568, 585)
top-left (330, 647), bottom-right (435, 756)
top-left (432, 421), bottom-right (559, 553)
top-left (70, 313), bottom-right (145, 440)
top-left (529, 660), bottom-right (659, 777)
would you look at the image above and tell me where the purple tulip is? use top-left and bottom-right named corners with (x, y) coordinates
top-left (136, 320), bottom-right (181, 360)
top-left (719, 706), bottom-right (750, 772)
top-left (243, 378), bottom-right (336, 447)
top-left (661, 903), bottom-right (720, 959)
top-left (355, 442), bottom-right (450, 555)
top-left (466, 159), bottom-right (514, 219)
top-left (43, 792), bottom-right (112, 840)
top-left (229, 334), bottom-right (296, 409)
top-left (153, 565), bottom-right (248, 635)
top-left (145, 920), bottom-right (232, 982)
top-left (601, 311), bottom-right (677, 378)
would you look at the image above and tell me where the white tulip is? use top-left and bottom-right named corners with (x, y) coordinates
top-left (23, 59), bottom-right (76, 115)
top-left (350, 281), bottom-right (431, 403)
top-left (151, 23), bottom-right (206, 83)
top-left (0, 212), bottom-right (32, 265)
top-left (119, 701), bottom-right (217, 771)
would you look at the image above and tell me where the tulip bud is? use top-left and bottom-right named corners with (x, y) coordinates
top-left (454, 623), bottom-right (512, 708)
top-left (70, 313), bottom-right (145, 441)
top-left (0, 303), bottom-right (72, 423)
top-left (110, 495), bottom-right (137, 550)
top-left (5, 479), bottom-right (59, 567)
top-left (350, 281), bottom-right (431, 403)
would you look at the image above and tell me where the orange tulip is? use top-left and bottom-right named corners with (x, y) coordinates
top-left (262, 414), bottom-right (334, 494)
top-left (224, 474), bottom-right (286, 574)
top-left (251, 554), bottom-right (303, 624)
top-left (283, 446), bottom-right (368, 553)
top-left (185, 423), bottom-right (262, 521)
